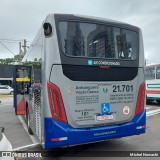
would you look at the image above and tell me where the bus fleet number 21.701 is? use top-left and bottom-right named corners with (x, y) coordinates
top-left (113, 85), bottom-right (133, 93)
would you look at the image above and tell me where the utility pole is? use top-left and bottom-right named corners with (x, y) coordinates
top-left (18, 39), bottom-right (28, 62)
top-left (22, 39), bottom-right (27, 57)
top-left (19, 42), bottom-right (22, 62)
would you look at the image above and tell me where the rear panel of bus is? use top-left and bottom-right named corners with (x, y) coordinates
top-left (43, 14), bottom-right (146, 149)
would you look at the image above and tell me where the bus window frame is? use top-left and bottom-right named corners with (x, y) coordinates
top-left (54, 15), bottom-right (140, 67)
top-left (156, 65), bottom-right (160, 79)
top-left (56, 18), bottom-right (139, 62)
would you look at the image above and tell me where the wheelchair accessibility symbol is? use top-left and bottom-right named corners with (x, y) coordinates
top-left (101, 103), bottom-right (110, 114)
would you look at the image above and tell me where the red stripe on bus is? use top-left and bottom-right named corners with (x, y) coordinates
top-left (17, 97), bottom-right (26, 115)
top-left (146, 90), bottom-right (160, 94)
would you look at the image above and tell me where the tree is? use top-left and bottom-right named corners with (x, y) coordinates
top-left (0, 54), bottom-right (21, 64)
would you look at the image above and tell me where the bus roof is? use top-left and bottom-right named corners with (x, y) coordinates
top-left (47, 13), bottom-right (140, 30)
top-left (145, 64), bottom-right (160, 68)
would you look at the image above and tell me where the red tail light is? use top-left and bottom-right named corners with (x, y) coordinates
top-left (47, 82), bottom-right (67, 123)
top-left (99, 66), bottom-right (110, 69)
top-left (135, 82), bottom-right (145, 116)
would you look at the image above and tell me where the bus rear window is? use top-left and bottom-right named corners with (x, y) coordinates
top-left (59, 21), bottom-right (138, 60)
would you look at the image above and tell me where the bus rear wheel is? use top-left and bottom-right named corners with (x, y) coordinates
top-left (146, 99), bottom-right (153, 104)
top-left (146, 96), bottom-right (153, 104)
top-left (10, 91), bottom-right (13, 95)
top-left (26, 107), bottom-right (33, 135)
top-left (156, 100), bottom-right (160, 104)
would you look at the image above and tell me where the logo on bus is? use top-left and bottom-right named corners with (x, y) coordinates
top-left (102, 88), bottom-right (108, 93)
top-left (67, 86), bottom-right (74, 95)
top-left (88, 60), bottom-right (93, 65)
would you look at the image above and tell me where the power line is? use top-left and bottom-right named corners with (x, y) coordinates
top-left (0, 40), bottom-right (19, 44)
top-left (0, 38), bottom-right (23, 42)
top-left (0, 41), bottom-right (16, 56)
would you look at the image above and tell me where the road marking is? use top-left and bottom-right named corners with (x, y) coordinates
top-left (146, 109), bottom-right (160, 117)
top-left (0, 103), bottom-right (13, 106)
top-left (18, 115), bottom-right (39, 144)
top-left (146, 107), bottom-right (152, 110)
top-left (13, 143), bottom-right (40, 151)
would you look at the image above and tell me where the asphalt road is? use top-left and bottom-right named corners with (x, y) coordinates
top-left (0, 97), bottom-right (160, 160)
top-left (20, 114), bottom-right (160, 160)
top-left (0, 96), bottom-right (33, 148)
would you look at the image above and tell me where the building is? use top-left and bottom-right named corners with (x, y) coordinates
top-left (65, 22), bottom-right (85, 56)
top-left (87, 25), bottom-right (115, 58)
top-left (0, 64), bottom-right (14, 86)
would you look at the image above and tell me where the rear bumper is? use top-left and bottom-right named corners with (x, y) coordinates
top-left (44, 110), bottom-right (146, 149)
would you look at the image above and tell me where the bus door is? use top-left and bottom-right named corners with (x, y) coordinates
top-left (13, 65), bottom-right (32, 115)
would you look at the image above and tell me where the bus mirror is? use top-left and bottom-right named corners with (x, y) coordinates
top-left (43, 23), bottom-right (52, 37)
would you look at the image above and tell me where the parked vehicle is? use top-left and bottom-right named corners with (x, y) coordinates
top-left (0, 85), bottom-right (14, 95)
top-left (145, 64), bottom-right (160, 104)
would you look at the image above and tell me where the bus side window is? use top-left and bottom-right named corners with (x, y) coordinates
top-left (156, 66), bottom-right (160, 79)
top-left (145, 67), bottom-right (155, 80)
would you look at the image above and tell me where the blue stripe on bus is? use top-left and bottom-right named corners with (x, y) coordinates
top-left (44, 110), bottom-right (146, 149)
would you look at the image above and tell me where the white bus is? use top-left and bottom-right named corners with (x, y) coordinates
top-left (14, 14), bottom-right (146, 149)
top-left (145, 64), bottom-right (160, 103)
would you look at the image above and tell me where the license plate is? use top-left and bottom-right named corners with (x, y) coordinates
top-left (96, 114), bottom-right (114, 121)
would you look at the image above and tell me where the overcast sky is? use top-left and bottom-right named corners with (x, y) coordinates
top-left (0, 0), bottom-right (160, 63)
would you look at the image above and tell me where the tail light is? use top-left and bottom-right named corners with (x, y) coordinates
top-left (135, 82), bottom-right (145, 116)
top-left (99, 66), bottom-right (110, 69)
top-left (47, 82), bottom-right (67, 123)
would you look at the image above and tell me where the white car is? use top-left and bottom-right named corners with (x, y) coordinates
top-left (0, 130), bottom-right (14, 160)
top-left (0, 85), bottom-right (14, 95)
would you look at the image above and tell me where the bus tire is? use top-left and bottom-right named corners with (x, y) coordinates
top-left (10, 91), bottom-right (14, 95)
top-left (26, 107), bottom-right (33, 135)
top-left (156, 100), bottom-right (160, 104)
top-left (146, 100), bottom-right (152, 104)
top-left (146, 96), bottom-right (152, 104)
top-left (146, 99), bottom-right (150, 104)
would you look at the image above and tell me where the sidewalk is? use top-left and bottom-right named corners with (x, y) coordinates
top-left (0, 96), bottom-right (33, 149)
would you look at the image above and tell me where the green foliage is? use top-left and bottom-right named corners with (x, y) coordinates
top-left (0, 58), bottom-right (14, 64)
top-left (22, 61), bottom-right (41, 68)
top-left (0, 54), bottom-right (21, 64)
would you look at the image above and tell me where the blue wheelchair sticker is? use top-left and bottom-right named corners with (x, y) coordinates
top-left (101, 103), bottom-right (110, 114)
